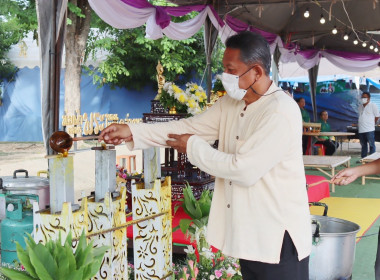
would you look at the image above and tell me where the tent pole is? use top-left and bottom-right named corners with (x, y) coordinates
top-left (272, 45), bottom-right (281, 86)
top-left (308, 64), bottom-right (319, 122)
top-left (203, 17), bottom-right (218, 103)
top-left (49, 0), bottom-right (57, 155)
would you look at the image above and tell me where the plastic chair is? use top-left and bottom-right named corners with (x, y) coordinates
top-left (314, 143), bottom-right (326, 156)
top-left (116, 155), bottom-right (136, 173)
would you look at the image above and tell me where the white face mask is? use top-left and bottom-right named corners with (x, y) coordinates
top-left (221, 72), bottom-right (247, 101)
top-left (362, 98), bottom-right (368, 104)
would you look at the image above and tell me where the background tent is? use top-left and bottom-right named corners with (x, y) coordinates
top-left (89, 0), bottom-right (380, 122)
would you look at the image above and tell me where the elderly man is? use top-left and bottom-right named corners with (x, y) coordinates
top-left (358, 92), bottom-right (380, 158)
top-left (99, 31), bottom-right (311, 280)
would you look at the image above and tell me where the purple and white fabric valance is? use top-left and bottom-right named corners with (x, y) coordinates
top-left (88, 0), bottom-right (380, 73)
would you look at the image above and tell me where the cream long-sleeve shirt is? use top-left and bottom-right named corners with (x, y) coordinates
top-left (127, 82), bottom-right (311, 264)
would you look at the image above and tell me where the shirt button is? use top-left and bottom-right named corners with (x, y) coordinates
top-left (227, 204), bottom-right (230, 208)
top-left (236, 136), bottom-right (239, 140)
top-left (240, 113), bottom-right (244, 117)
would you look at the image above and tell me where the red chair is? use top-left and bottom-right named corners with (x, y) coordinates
top-left (314, 143), bottom-right (326, 156)
top-left (306, 141), bottom-right (326, 155)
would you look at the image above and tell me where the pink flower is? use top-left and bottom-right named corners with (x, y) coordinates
top-left (122, 173), bottom-right (127, 179)
top-left (188, 260), bottom-right (194, 269)
top-left (215, 270), bottom-right (223, 279)
top-left (194, 266), bottom-right (199, 277)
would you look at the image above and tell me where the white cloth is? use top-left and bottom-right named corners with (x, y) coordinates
top-left (358, 102), bottom-right (380, 133)
top-left (126, 82), bottom-right (311, 263)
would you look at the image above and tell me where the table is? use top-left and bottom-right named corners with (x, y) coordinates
top-left (303, 155), bottom-right (351, 192)
top-left (303, 132), bottom-right (355, 155)
top-left (360, 152), bottom-right (380, 185)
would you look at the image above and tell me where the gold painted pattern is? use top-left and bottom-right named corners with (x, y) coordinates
top-left (87, 187), bottom-right (127, 280)
top-left (33, 198), bottom-right (88, 245)
top-left (132, 178), bottom-right (172, 280)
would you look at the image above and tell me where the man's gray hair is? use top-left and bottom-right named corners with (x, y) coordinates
top-left (225, 31), bottom-right (271, 75)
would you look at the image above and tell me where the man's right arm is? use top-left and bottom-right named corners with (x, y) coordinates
top-left (128, 102), bottom-right (221, 150)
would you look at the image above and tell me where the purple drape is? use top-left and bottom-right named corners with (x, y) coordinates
top-left (121, 0), bottom-right (207, 29)
top-left (326, 49), bottom-right (380, 60)
top-left (225, 15), bottom-right (277, 45)
top-left (119, 0), bottom-right (380, 62)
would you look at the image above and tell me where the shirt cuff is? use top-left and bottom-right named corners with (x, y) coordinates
top-left (186, 134), bottom-right (198, 165)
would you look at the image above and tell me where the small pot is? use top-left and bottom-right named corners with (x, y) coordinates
top-left (0, 169), bottom-right (50, 212)
top-left (309, 202), bottom-right (360, 280)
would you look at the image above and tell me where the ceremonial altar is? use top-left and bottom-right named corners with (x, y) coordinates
top-left (143, 100), bottom-right (215, 201)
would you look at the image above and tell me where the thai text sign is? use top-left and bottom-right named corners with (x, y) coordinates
top-left (62, 112), bottom-right (142, 135)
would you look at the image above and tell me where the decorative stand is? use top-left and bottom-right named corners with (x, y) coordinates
top-left (33, 154), bottom-right (87, 243)
top-left (132, 177), bottom-right (172, 279)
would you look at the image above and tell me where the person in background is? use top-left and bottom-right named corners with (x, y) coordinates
top-left (296, 97), bottom-right (310, 155)
top-left (315, 110), bottom-right (338, 155)
top-left (358, 92), bottom-right (379, 158)
top-left (99, 31), bottom-right (311, 280)
top-left (332, 159), bottom-right (380, 280)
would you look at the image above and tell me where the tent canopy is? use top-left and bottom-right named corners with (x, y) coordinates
top-left (169, 0), bottom-right (380, 54)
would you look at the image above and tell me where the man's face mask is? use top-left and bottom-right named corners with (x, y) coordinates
top-left (221, 66), bottom-right (256, 101)
top-left (362, 98), bottom-right (368, 104)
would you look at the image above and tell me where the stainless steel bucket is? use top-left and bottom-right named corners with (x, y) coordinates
top-left (0, 169), bottom-right (50, 214)
top-left (309, 202), bottom-right (360, 280)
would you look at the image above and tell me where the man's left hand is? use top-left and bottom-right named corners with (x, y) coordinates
top-left (166, 134), bottom-right (193, 153)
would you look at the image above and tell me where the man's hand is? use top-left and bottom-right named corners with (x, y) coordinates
top-left (331, 168), bottom-right (359, 185)
top-left (98, 123), bottom-right (133, 145)
top-left (166, 134), bottom-right (193, 153)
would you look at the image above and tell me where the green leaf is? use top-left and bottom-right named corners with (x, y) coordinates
top-left (192, 219), bottom-right (204, 229)
top-left (172, 225), bottom-right (180, 233)
top-left (91, 245), bottom-right (110, 260)
top-left (65, 244), bottom-right (77, 272)
top-left (179, 219), bottom-right (192, 234)
top-left (83, 258), bottom-right (103, 279)
top-left (64, 232), bottom-right (73, 248)
top-left (0, 267), bottom-right (35, 280)
top-left (28, 248), bottom-right (54, 280)
top-left (67, 267), bottom-right (84, 280)
top-left (32, 243), bottom-right (58, 278)
top-left (193, 203), bottom-right (203, 220)
top-left (183, 188), bottom-right (197, 217)
top-left (55, 245), bottom-right (70, 279)
top-left (16, 242), bottom-right (37, 278)
top-left (24, 234), bottom-right (37, 251)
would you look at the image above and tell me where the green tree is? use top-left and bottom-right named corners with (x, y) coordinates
top-left (85, 9), bottom-right (224, 90)
top-left (0, 0), bottom-right (37, 80)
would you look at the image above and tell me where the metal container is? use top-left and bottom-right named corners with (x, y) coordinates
top-left (309, 202), bottom-right (360, 280)
top-left (1, 194), bottom-right (37, 265)
top-left (0, 169), bottom-right (50, 212)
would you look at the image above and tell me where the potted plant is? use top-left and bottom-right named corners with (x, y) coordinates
top-left (0, 231), bottom-right (109, 280)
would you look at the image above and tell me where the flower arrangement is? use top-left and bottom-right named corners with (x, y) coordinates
top-left (116, 164), bottom-right (141, 180)
top-left (173, 184), bottom-right (242, 279)
top-left (174, 244), bottom-right (242, 280)
top-left (160, 82), bottom-right (207, 116)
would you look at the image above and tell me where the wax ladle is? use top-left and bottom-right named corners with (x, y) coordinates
top-left (49, 131), bottom-right (99, 155)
